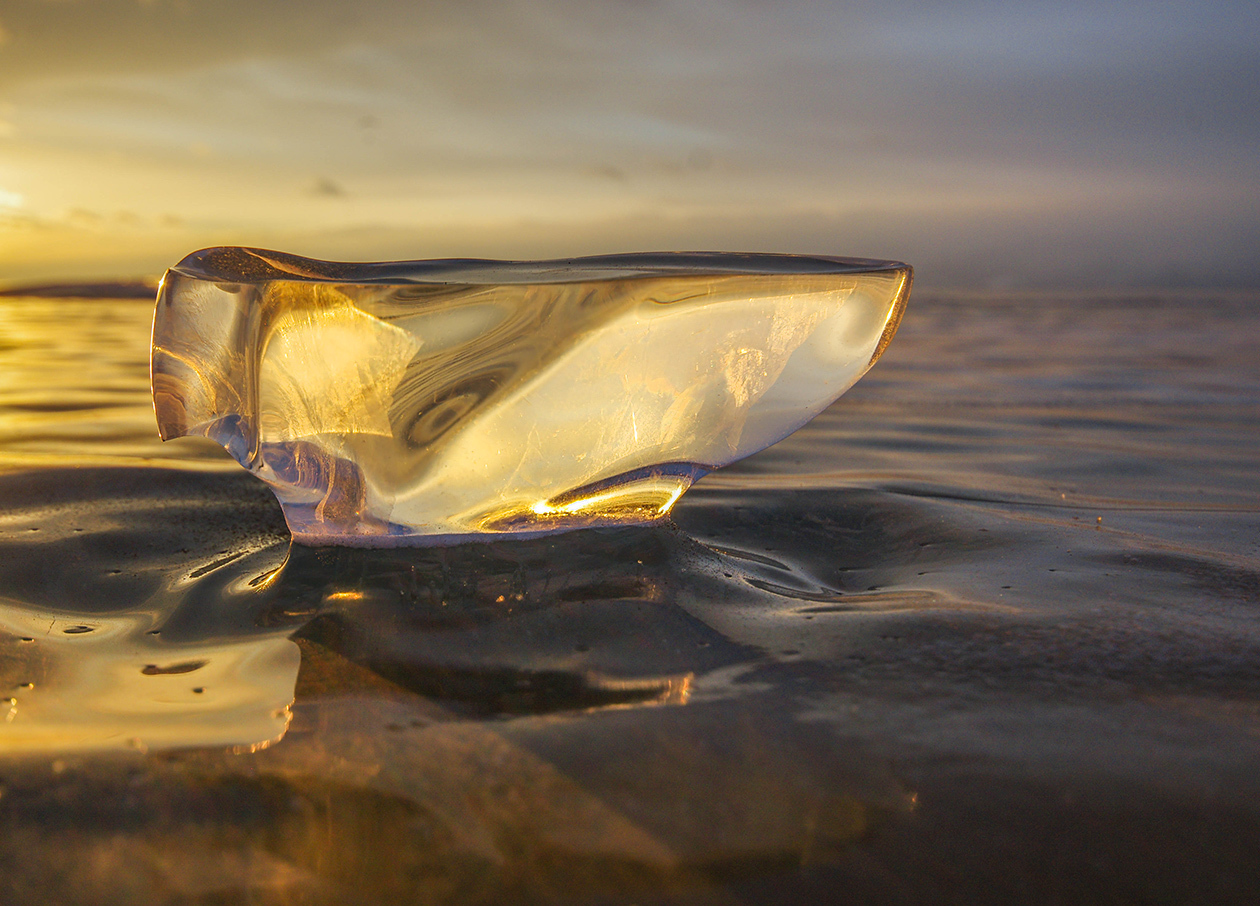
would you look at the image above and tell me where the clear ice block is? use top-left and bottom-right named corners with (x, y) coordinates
top-left (151, 248), bottom-right (911, 545)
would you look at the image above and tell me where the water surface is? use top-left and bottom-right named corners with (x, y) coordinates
top-left (1, 290), bottom-right (1257, 904)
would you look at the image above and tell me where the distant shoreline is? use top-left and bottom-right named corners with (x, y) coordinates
top-left (0, 281), bottom-right (158, 300)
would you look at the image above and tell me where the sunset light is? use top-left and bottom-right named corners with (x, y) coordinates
top-left (1, 0), bottom-right (1256, 286)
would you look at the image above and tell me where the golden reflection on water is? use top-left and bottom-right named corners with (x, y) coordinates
top-left (0, 297), bottom-right (305, 753)
top-left (0, 530), bottom-right (703, 756)
top-left (0, 602), bottom-right (298, 754)
top-left (0, 296), bottom-right (230, 467)
top-left (0, 487), bottom-right (703, 756)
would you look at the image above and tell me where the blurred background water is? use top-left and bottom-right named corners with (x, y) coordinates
top-left (0, 287), bottom-right (1256, 904)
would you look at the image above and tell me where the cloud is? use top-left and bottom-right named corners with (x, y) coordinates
top-left (310, 177), bottom-right (346, 197)
top-left (0, 0), bottom-right (1256, 286)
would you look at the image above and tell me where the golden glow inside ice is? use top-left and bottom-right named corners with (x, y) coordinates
top-left (524, 475), bottom-right (689, 522)
top-left (151, 249), bottom-right (911, 544)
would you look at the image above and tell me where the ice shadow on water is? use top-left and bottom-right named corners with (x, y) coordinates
top-left (0, 466), bottom-right (1022, 901)
top-left (0, 467), bottom-right (295, 753)
top-left (0, 465), bottom-right (996, 753)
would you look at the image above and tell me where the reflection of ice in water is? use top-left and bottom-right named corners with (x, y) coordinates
top-left (0, 603), bottom-right (298, 754)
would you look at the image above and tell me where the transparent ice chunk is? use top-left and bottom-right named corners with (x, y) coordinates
top-left (151, 248), bottom-right (911, 545)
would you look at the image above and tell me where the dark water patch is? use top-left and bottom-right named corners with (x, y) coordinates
top-left (0, 282), bottom-right (158, 300)
top-left (0, 466), bottom-right (287, 616)
top-left (791, 590), bottom-right (981, 613)
top-left (700, 544), bottom-right (792, 571)
top-left (875, 479), bottom-right (1260, 515)
top-left (300, 634), bottom-right (691, 717)
top-left (140, 661), bottom-right (207, 676)
top-left (2, 401), bottom-right (133, 413)
top-left (1085, 549), bottom-right (1260, 606)
top-left (776, 767), bottom-right (1260, 906)
top-left (186, 550), bottom-right (248, 579)
top-left (270, 532), bottom-right (753, 716)
top-left (676, 485), bottom-right (1013, 598)
top-left (803, 611), bottom-right (1260, 702)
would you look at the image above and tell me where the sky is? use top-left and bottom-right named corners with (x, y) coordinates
top-left (0, 0), bottom-right (1257, 288)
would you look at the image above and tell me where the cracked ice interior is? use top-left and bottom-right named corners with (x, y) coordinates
top-left (151, 248), bottom-right (911, 544)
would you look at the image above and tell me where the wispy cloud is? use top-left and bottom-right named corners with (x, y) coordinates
top-left (0, 0), bottom-right (1256, 286)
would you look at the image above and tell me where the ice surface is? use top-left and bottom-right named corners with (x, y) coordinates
top-left (151, 248), bottom-right (911, 544)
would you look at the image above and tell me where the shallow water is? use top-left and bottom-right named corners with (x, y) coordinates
top-left (1, 290), bottom-right (1258, 904)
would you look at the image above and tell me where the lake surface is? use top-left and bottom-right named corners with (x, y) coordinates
top-left (1, 289), bottom-right (1257, 904)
